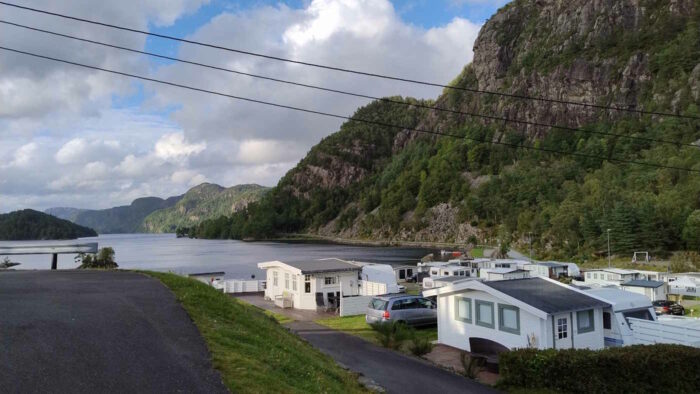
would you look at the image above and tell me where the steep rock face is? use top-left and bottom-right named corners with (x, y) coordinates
top-left (192, 0), bottom-right (700, 258)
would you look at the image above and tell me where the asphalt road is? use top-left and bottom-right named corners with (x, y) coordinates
top-left (286, 321), bottom-right (498, 394)
top-left (0, 270), bottom-right (227, 393)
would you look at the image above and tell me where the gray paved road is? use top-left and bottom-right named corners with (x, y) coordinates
top-left (287, 321), bottom-right (498, 394)
top-left (0, 270), bottom-right (227, 393)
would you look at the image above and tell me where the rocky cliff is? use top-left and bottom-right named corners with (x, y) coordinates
top-left (190, 0), bottom-right (700, 259)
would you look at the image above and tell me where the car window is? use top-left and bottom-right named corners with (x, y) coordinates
top-left (403, 299), bottom-right (419, 309)
top-left (418, 298), bottom-right (433, 309)
top-left (369, 298), bottom-right (388, 310)
top-left (391, 299), bottom-right (405, 310)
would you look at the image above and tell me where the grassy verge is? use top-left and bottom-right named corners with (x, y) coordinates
top-left (142, 271), bottom-right (366, 393)
top-left (316, 315), bottom-right (437, 352)
top-left (471, 248), bottom-right (484, 258)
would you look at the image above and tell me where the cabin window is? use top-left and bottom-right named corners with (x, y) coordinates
top-left (292, 276), bottom-right (297, 291)
top-left (304, 275), bottom-right (311, 293)
top-left (324, 277), bottom-right (337, 285)
top-left (475, 300), bottom-right (495, 329)
top-left (498, 304), bottom-right (520, 335)
top-left (593, 273), bottom-right (598, 279)
top-left (557, 318), bottom-right (568, 339)
top-left (586, 272), bottom-right (591, 279)
top-left (455, 296), bottom-right (472, 323)
top-left (577, 309), bottom-right (595, 333)
top-left (399, 269), bottom-right (406, 280)
top-left (273, 271), bottom-right (279, 286)
top-left (407, 268), bottom-right (413, 277)
top-left (603, 312), bottom-right (611, 329)
top-left (284, 273), bottom-right (290, 289)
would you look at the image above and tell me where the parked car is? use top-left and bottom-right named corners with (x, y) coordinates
top-left (652, 300), bottom-right (685, 316)
top-left (365, 294), bottom-right (437, 327)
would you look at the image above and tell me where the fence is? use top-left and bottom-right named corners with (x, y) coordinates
top-left (360, 280), bottom-right (387, 296)
top-left (628, 318), bottom-right (700, 347)
top-left (340, 295), bottom-right (374, 317)
top-left (217, 279), bottom-right (266, 294)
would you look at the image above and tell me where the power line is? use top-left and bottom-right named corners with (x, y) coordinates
top-left (1, 0), bottom-right (698, 121)
top-left (1, 45), bottom-right (698, 174)
top-left (3, 19), bottom-right (697, 149)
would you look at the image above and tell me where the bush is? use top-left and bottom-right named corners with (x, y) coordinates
top-left (77, 247), bottom-right (118, 269)
top-left (408, 335), bottom-right (434, 356)
top-left (499, 345), bottom-right (700, 393)
top-left (460, 352), bottom-right (486, 379)
top-left (370, 322), bottom-right (413, 350)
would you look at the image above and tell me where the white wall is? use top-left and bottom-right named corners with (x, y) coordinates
top-left (264, 267), bottom-right (359, 310)
top-left (340, 295), bottom-right (374, 316)
top-left (436, 290), bottom-right (605, 352)
top-left (437, 290), bottom-right (545, 352)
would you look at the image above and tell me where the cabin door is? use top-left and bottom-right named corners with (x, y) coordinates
top-left (554, 314), bottom-right (573, 349)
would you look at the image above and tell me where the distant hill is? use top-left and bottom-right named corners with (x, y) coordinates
top-left (141, 183), bottom-right (269, 233)
top-left (0, 209), bottom-right (97, 240)
top-left (46, 195), bottom-right (183, 234)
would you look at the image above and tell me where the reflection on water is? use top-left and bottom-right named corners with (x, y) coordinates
top-left (0, 234), bottom-right (436, 278)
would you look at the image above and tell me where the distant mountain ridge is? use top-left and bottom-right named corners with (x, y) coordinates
top-left (0, 209), bottom-right (97, 240)
top-left (46, 183), bottom-right (268, 234)
top-left (46, 196), bottom-right (183, 234)
top-left (141, 183), bottom-right (269, 233)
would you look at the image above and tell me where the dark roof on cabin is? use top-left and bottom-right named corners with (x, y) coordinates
top-left (283, 259), bottom-right (361, 274)
top-left (621, 280), bottom-right (665, 288)
top-left (483, 278), bottom-right (610, 314)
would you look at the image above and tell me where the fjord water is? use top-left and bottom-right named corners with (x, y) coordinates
top-left (2, 233), bottom-right (434, 278)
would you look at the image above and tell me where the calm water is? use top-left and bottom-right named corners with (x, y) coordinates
top-left (1, 234), bottom-right (436, 278)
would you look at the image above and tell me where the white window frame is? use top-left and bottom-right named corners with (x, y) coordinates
top-left (455, 296), bottom-right (472, 323)
top-left (273, 271), bottom-right (278, 287)
top-left (292, 275), bottom-right (297, 291)
top-left (284, 272), bottom-right (290, 290)
top-left (324, 276), bottom-right (337, 285)
top-left (557, 317), bottom-right (568, 339)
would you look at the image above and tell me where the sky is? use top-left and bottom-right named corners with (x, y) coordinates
top-left (0, 0), bottom-right (510, 212)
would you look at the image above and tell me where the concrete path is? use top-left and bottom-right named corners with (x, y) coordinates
top-left (0, 270), bottom-right (227, 393)
top-left (286, 321), bottom-right (498, 394)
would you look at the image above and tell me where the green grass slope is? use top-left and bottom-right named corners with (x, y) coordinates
top-left (143, 272), bottom-right (366, 393)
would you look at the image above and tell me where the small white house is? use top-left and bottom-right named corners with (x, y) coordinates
top-left (423, 276), bottom-right (476, 289)
top-left (583, 268), bottom-right (640, 286)
top-left (479, 268), bottom-right (530, 281)
top-left (619, 280), bottom-right (667, 301)
top-left (258, 260), bottom-right (361, 310)
top-left (524, 262), bottom-right (568, 278)
top-left (423, 277), bottom-right (610, 353)
top-left (394, 265), bottom-right (416, 283)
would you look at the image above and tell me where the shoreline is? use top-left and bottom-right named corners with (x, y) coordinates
top-left (259, 233), bottom-right (479, 249)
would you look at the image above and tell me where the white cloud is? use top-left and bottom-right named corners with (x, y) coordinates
top-left (154, 132), bottom-right (206, 161)
top-left (0, 0), bottom-right (486, 212)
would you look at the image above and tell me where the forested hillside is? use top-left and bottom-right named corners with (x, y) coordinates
top-left (141, 183), bottom-right (268, 233)
top-left (0, 209), bottom-right (97, 240)
top-left (187, 0), bottom-right (700, 261)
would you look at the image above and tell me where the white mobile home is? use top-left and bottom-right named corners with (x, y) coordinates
top-left (619, 280), bottom-right (667, 301)
top-left (423, 277), bottom-right (610, 353)
top-left (583, 268), bottom-right (639, 286)
top-left (479, 268), bottom-right (530, 281)
top-left (258, 260), bottom-right (361, 310)
top-left (394, 265), bottom-right (416, 283)
top-left (524, 262), bottom-right (568, 278)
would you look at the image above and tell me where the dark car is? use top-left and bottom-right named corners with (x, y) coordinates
top-left (366, 294), bottom-right (437, 327)
top-left (652, 300), bottom-right (685, 316)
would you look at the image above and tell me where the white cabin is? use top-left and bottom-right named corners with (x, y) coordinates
top-left (523, 262), bottom-right (569, 278)
top-left (583, 268), bottom-right (640, 286)
top-left (423, 277), bottom-right (610, 353)
top-left (619, 280), bottom-right (667, 301)
top-left (258, 260), bottom-right (361, 310)
top-left (479, 268), bottom-right (530, 281)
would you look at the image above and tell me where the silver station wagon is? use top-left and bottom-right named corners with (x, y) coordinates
top-left (365, 294), bottom-right (437, 327)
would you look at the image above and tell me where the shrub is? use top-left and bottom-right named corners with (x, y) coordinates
top-left (499, 345), bottom-right (700, 393)
top-left (460, 352), bottom-right (486, 379)
top-left (370, 322), bottom-right (413, 350)
top-left (408, 335), bottom-right (434, 357)
top-left (77, 247), bottom-right (118, 269)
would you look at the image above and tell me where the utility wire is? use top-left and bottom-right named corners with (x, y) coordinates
top-left (2, 19), bottom-right (697, 149)
top-left (1, 0), bottom-right (698, 121)
top-left (1, 45), bottom-right (698, 174)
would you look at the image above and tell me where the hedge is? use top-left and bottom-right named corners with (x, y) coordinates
top-left (499, 344), bottom-right (700, 393)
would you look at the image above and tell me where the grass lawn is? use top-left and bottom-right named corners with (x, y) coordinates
top-left (316, 315), bottom-right (437, 352)
top-left (471, 248), bottom-right (484, 258)
top-left (142, 271), bottom-right (366, 394)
